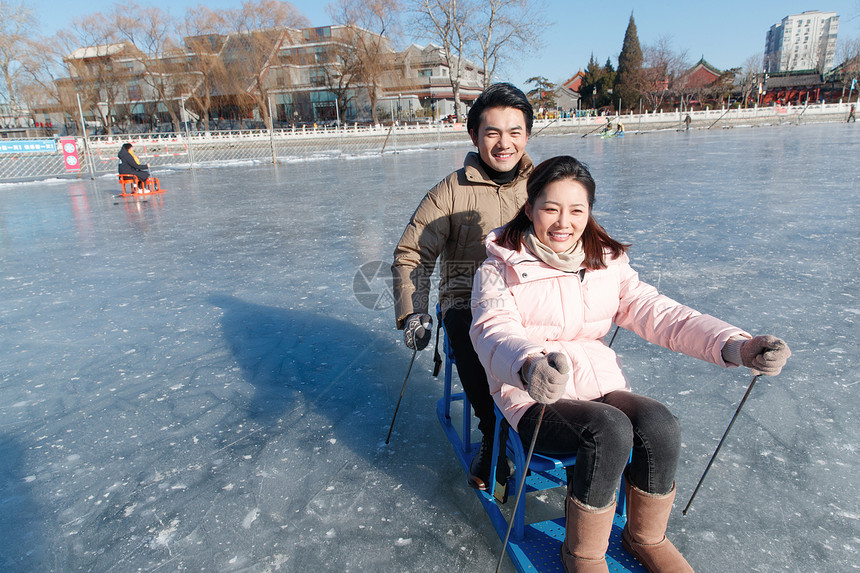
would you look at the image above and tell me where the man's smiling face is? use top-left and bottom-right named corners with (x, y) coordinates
top-left (469, 106), bottom-right (529, 173)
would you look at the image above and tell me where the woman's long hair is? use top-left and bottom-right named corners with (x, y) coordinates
top-left (496, 155), bottom-right (629, 269)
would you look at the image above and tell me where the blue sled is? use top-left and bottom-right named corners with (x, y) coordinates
top-left (435, 315), bottom-right (646, 572)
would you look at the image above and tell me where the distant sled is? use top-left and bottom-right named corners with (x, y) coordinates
top-left (434, 307), bottom-right (646, 573)
top-left (117, 174), bottom-right (166, 198)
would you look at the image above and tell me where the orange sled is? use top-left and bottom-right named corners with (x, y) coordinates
top-left (118, 174), bottom-right (166, 197)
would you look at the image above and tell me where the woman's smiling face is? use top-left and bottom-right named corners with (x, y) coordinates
top-left (525, 178), bottom-right (590, 253)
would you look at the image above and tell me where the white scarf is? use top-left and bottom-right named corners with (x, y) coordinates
top-left (523, 227), bottom-right (585, 273)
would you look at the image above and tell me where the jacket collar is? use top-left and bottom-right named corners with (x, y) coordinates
top-left (484, 228), bottom-right (580, 283)
top-left (484, 228), bottom-right (627, 284)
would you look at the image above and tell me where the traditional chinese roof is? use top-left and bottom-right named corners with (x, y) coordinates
top-left (764, 72), bottom-right (823, 88)
top-left (680, 57), bottom-right (722, 88)
top-left (561, 70), bottom-right (585, 92)
top-left (689, 57), bottom-right (721, 76)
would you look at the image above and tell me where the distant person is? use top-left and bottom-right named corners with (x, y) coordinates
top-left (614, 121), bottom-right (624, 135)
top-left (848, 105), bottom-right (856, 123)
top-left (601, 118), bottom-right (612, 134)
top-left (392, 83), bottom-right (535, 492)
top-left (470, 155), bottom-right (790, 572)
top-left (117, 143), bottom-right (150, 191)
top-left (684, 113), bottom-right (692, 130)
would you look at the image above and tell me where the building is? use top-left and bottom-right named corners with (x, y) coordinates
top-left (384, 43), bottom-right (486, 121)
top-left (48, 25), bottom-right (486, 133)
top-left (60, 40), bottom-right (206, 133)
top-left (555, 72), bottom-right (584, 112)
top-left (264, 25), bottom-right (388, 125)
top-left (759, 72), bottom-right (827, 105)
top-left (679, 58), bottom-right (722, 89)
top-left (765, 11), bottom-right (839, 73)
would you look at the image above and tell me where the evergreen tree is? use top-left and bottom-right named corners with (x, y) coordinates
top-left (580, 53), bottom-right (614, 110)
top-left (601, 58), bottom-right (617, 110)
top-left (525, 76), bottom-right (557, 111)
top-left (615, 12), bottom-right (643, 112)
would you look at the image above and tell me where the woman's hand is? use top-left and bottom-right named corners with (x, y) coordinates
top-left (520, 352), bottom-right (570, 404)
top-left (740, 335), bottom-right (791, 376)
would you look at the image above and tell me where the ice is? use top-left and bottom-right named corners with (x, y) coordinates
top-left (1, 123), bottom-right (858, 571)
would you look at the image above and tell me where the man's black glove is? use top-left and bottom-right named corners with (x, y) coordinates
top-left (404, 313), bottom-right (433, 351)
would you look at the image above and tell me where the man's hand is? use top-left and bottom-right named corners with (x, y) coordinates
top-left (403, 313), bottom-right (433, 351)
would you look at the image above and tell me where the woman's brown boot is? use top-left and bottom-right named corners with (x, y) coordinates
top-left (621, 480), bottom-right (694, 572)
top-left (561, 494), bottom-right (616, 573)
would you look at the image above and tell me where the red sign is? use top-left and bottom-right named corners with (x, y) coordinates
top-left (60, 138), bottom-right (81, 172)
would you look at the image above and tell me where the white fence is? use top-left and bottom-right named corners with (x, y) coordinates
top-left (1, 101), bottom-right (856, 183)
top-left (540, 99), bottom-right (857, 133)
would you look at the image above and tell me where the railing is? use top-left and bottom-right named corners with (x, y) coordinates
top-left (0, 101), bottom-right (855, 183)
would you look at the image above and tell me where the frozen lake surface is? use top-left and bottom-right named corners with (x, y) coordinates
top-left (1, 122), bottom-right (858, 572)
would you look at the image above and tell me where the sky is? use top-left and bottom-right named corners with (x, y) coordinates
top-left (28, 0), bottom-right (860, 88)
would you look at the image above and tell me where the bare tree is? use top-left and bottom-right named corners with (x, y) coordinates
top-left (737, 53), bottom-right (763, 108)
top-left (640, 35), bottom-right (688, 111)
top-left (708, 68), bottom-right (739, 108)
top-left (112, 3), bottom-right (190, 131)
top-left (836, 37), bottom-right (860, 101)
top-left (315, 28), bottom-right (361, 125)
top-left (0, 1), bottom-right (34, 111)
top-left (470, 0), bottom-right (546, 89)
top-left (179, 5), bottom-right (231, 131)
top-left (411, 0), bottom-right (473, 121)
top-left (16, 31), bottom-right (76, 132)
top-left (60, 14), bottom-right (133, 133)
top-left (328, 0), bottom-right (402, 125)
top-left (223, 0), bottom-right (309, 128)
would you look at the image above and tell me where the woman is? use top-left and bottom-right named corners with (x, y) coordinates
top-left (117, 143), bottom-right (151, 190)
top-left (469, 156), bottom-right (790, 573)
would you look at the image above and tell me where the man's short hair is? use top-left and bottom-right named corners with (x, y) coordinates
top-left (467, 83), bottom-right (534, 136)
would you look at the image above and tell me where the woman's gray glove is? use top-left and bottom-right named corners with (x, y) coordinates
top-left (403, 313), bottom-right (433, 350)
top-left (520, 352), bottom-right (571, 404)
top-left (740, 335), bottom-right (791, 376)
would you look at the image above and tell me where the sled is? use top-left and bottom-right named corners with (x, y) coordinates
top-left (118, 174), bottom-right (166, 197)
top-left (435, 308), bottom-right (646, 573)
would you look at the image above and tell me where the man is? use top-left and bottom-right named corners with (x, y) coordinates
top-left (392, 83), bottom-right (534, 490)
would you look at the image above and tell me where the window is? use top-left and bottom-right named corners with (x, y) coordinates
top-left (127, 80), bottom-right (142, 101)
top-left (310, 68), bottom-right (326, 86)
top-left (303, 27), bottom-right (332, 41)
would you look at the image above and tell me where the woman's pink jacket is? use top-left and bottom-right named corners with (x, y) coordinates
top-left (470, 230), bottom-right (749, 431)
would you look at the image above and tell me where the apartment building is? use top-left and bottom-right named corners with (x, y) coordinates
top-left (765, 11), bottom-right (839, 73)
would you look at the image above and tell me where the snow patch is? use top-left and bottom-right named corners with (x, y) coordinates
top-left (151, 518), bottom-right (179, 549)
top-left (241, 508), bottom-right (260, 529)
